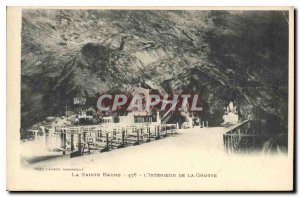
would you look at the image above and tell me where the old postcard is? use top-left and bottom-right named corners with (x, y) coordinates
top-left (6, 6), bottom-right (294, 191)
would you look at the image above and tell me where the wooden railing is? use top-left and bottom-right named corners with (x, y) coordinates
top-left (223, 120), bottom-right (268, 153)
top-left (48, 123), bottom-right (178, 158)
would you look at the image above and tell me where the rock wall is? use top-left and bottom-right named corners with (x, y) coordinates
top-left (21, 10), bottom-right (289, 136)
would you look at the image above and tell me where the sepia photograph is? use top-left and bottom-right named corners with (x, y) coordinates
top-left (6, 6), bottom-right (294, 191)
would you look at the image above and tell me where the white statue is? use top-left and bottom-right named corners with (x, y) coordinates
top-left (222, 101), bottom-right (239, 124)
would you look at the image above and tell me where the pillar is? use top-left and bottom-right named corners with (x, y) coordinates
top-left (83, 132), bottom-right (86, 142)
top-left (223, 135), bottom-right (227, 152)
top-left (122, 130), bottom-right (125, 146)
top-left (148, 127), bottom-right (151, 142)
top-left (156, 111), bottom-right (160, 123)
top-left (71, 134), bottom-right (74, 151)
top-left (105, 133), bottom-right (109, 149)
top-left (60, 130), bottom-right (66, 155)
top-left (60, 130), bottom-right (64, 148)
top-left (78, 133), bottom-right (82, 154)
top-left (125, 129), bottom-right (128, 145)
top-left (141, 127), bottom-right (144, 139)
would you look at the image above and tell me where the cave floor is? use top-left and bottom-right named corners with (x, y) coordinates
top-left (24, 126), bottom-right (234, 168)
top-left (21, 125), bottom-right (290, 190)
